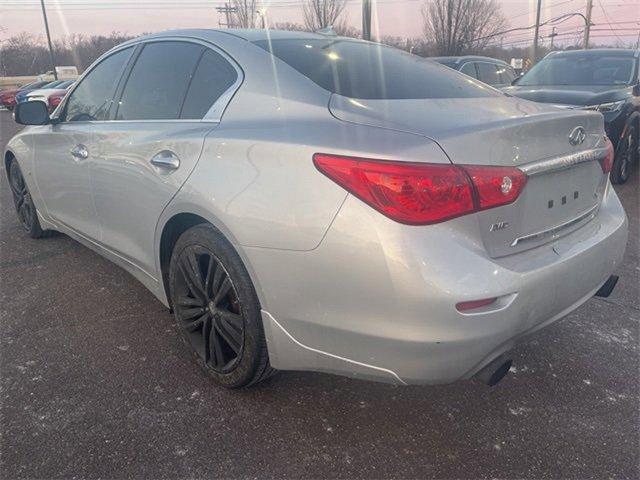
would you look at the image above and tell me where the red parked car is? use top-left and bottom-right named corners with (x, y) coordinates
top-left (0, 81), bottom-right (50, 111)
top-left (47, 89), bottom-right (68, 112)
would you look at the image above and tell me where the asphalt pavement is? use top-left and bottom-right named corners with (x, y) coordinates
top-left (1, 110), bottom-right (638, 479)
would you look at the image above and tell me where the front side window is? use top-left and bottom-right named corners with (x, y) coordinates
top-left (476, 62), bottom-right (500, 85)
top-left (254, 39), bottom-right (499, 100)
top-left (64, 47), bottom-right (133, 122)
top-left (115, 42), bottom-right (203, 120)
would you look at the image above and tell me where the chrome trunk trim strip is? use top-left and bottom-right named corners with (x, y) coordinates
top-left (511, 204), bottom-right (599, 247)
top-left (518, 147), bottom-right (608, 177)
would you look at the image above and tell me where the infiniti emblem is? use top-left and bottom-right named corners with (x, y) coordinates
top-left (569, 126), bottom-right (586, 146)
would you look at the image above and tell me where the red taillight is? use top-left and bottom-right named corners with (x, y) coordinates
top-left (313, 154), bottom-right (475, 225)
top-left (313, 154), bottom-right (527, 225)
top-left (463, 165), bottom-right (527, 210)
top-left (599, 136), bottom-right (615, 174)
top-left (49, 96), bottom-right (62, 107)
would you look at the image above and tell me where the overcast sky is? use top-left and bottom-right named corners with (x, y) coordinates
top-left (2, 0), bottom-right (639, 48)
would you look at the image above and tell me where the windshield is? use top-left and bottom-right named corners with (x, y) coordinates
top-left (518, 54), bottom-right (637, 86)
top-left (254, 39), bottom-right (498, 100)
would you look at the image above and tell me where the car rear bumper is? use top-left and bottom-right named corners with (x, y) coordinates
top-left (247, 182), bottom-right (627, 385)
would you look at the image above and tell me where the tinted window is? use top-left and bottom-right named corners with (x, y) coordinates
top-left (476, 62), bottom-right (500, 85)
top-left (65, 47), bottom-right (133, 122)
top-left (180, 49), bottom-right (238, 119)
top-left (254, 39), bottom-right (498, 99)
top-left (519, 54), bottom-right (636, 86)
top-left (497, 65), bottom-right (516, 84)
top-left (460, 62), bottom-right (478, 78)
top-left (116, 42), bottom-right (203, 120)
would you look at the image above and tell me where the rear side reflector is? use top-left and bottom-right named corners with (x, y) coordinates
top-left (313, 154), bottom-right (527, 225)
top-left (599, 136), bottom-right (615, 174)
top-left (456, 297), bottom-right (498, 312)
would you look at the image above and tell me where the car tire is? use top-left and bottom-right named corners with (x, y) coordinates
top-left (8, 159), bottom-right (50, 239)
top-left (611, 122), bottom-right (638, 184)
top-left (168, 223), bottom-right (276, 388)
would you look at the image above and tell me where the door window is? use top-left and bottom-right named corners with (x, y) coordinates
top-left (460, 62), bottom-right (478, 79)
top-left (476, 62), bottom-right (501, 85)
top-left (180, 49), bottom-right (238, 119)
top-left (115, 42), bottom-right (203, 120)
top-left (497, 66), bottom-right (516, 84)
top-left (64, 47), bottom-right (133, 122)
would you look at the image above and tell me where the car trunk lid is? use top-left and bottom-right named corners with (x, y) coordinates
top-left (329, 95), bottom-right (609, 257)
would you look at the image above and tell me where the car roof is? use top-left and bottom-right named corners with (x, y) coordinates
top-left (121, 28), bottom-right (368, 46)
top-left (546, 48), bottom-right (639, 58)
top-left (430, 55), bottom-right (510, 65)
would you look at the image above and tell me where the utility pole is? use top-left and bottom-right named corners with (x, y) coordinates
top-left (216, 2), bottom-right (237, 28)
top-left (549, 27), bottom-right (557, 49)
top-left (532, 0), bottom-right (543, 63)
top-left (584, 0), bottom-right (593, 48)
top-left (362, 0), bottom-right (372, 41)
top-left (39, 0), bottom-right (57, 80)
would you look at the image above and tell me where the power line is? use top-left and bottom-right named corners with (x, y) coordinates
top-left (596, 0), bottom-right (625, 43)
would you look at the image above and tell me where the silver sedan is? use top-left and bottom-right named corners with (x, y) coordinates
top-left (5, 29), bottom-right (628, 388)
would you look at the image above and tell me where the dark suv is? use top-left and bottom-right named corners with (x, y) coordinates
top-left (503, 49), bottom-right (640, 184)
top-left (431, 55), bottom-right (517, 88)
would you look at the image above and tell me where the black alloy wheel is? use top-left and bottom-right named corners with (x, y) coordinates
top-left (8, 160), bottom-right (47, 238)
top-left (169, 224), bottom-right (275, 388)
top-left (611, 124), bottom-right (638, 184)
top-left (174, 245), bottom-right (245, 372)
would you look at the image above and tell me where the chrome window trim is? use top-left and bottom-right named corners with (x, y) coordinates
top-left (518, 146), bottom-right (608, 177)
top-left (54, 35), bottom-right (244, 125)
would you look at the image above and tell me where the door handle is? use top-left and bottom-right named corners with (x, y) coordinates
top-left (70, 144), bottom-right (89, 160)
top-left (150, 150), bottom-right (180, 170)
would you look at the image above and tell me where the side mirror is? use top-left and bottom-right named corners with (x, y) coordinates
top-left (14, 101), bottom-right (50, 125)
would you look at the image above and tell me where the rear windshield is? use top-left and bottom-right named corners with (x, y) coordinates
top-left (253, 39), bottom-right (499, 100)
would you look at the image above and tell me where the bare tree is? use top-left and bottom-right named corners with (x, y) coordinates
top-left (303, 0), bottom-right (348, 32)
top-left (273, 22), bottom-right (309, 32)
top-left (231, 0), bottom-right (258, 28)
top-left (422, 0), bottom-right (507, 55)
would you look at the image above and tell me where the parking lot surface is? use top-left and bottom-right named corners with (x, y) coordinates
top-left (1, 110), bottom-right (638, 479)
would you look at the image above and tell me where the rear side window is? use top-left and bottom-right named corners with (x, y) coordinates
top-left (65, 47), bottom-right (133, 122)
top-left (254, 39), bottom-right (498, 100)
top-left (116, 42), bottom-right (203, 120)
top-left (460, 62), bottom-right (478, 78)
top-left (476, 62), bottom-right (501, 85)
top-left (181, 49), bottom-right (238, 119)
